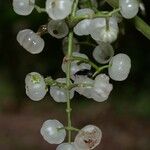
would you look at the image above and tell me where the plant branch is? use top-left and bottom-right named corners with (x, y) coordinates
top-left (106, 0), bottom-right (150, 40)
top-left (66, 0), bottom-right (79, 143)
top-left (92, 65), bottom-right (110, 77)
top-left (71, 56), bottom-right (99, 70)
top-left (58, 126), bottom-right (80, 132)
top-left (69, 8), bottom-right (120, 26)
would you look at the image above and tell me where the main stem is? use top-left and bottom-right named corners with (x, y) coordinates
top-left (66, 0), bottom-right (79, 143)
top-left (66, 31), bottom-right (73, 143)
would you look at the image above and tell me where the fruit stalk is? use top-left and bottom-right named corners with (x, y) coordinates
top-left (66, 0), bottom-right (79, 143)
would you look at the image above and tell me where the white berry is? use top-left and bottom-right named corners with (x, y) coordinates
top-left (25, 72), bottom-right (47, 101)
top-left (74, 125), bottom-right (102, 150)
top-left (92, 74), bottom-right (113, 102)
top-left (119, 0), bottom-right (139, 19)
top-left (108, 53), bottom-right (131, 81)
top-left (62, 52), bottom-right (91, 76)
top-left (56, 143), bottom-right (77, 150)
top-left (93, 42), bottom-right (114, 64)
top-left (74, 75), bottom-right (94, 99)
top-left (13, 0), bottom-right (35, 16)
top-left (50, 78), bottom-right (74, 102)
top-left (17, 29), bottom-right (45, 54)
top-left (90, 17), bottom-right (118, 43)
top-left (48, 20), bottom-right (69, 39)
top-left (40, 119), bottom-right (66, 144)
top-left (74, 8), bottom-right (94, 36)
top-left (90, 18), bottom-right (106, 41)
top-left (45, 0), bottom-right (72, 20)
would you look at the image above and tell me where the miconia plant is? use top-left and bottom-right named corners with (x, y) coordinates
top-left (12, 0), bottom-right (150, 149)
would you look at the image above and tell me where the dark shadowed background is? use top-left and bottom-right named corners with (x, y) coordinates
top-left (0, 0), bottom-right (150, 150)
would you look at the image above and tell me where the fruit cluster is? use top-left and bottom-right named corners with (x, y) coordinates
top-left (12, 0), bottom-right (139, 149)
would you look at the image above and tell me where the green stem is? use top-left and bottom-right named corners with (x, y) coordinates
top-left (71, 56), bottom-right (99, 70)
top-left (69, 8), bottom-right (120, 26)
top-left (58, 126), bottom-right (80, 132)
top-left (106, 0), bottom-right (150, 40)
top-left (92, 65), bottom-right (110, 77)
top-left (133, 16), bottom-right (150, 40)
top-left (66, 0), bottom-right (79, 143)
top-left (66, 31), bottom-right (73, 143)
top-left (34, 5), bottom-right (45, 13)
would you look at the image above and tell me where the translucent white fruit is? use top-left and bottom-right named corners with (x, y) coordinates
top-left (74, 125), bottom-right (102, 150)
top-left (13, 0), bottom-right (35, 16)
top-left (74, 8), bottom-right (94, 36)
top-left (47, 20), bottom-right (69, 39)
top-left (92, 74), bottom-right (113, 102)
top-left (74, 19), bottom-right (92, 36)
top-left (74, 75), bottom-right (94, 99)
top-left (90, 18), bottom-right (106, 41)
top-left (90, 17), bottom-right (119, 43)
top-left (56, 143), bottom-right (77, 150)
top-left (17, 29), bottom-right (45, 54)
top-left (40, 119), bottom-right (66, 144)
top-left (97, 26), bottom-right (118, 43)
top-left (25, 72), bottom-right (47, 101)
top-left (50, 78), bottom-right (74, 102)
top-left (45, 0), bottom-right (72, 20)
top-left (108, 53), bottom-right (131, 81)
top-left (62, 37), bottom-right (80, 55)
top-left (62, 52), bottom-right (91, 76)
top-left (93, 42), bottom-right (114, 64)
top-left (119, 0), bottom-right (139, 19)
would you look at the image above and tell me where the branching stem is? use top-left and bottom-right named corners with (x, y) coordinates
top-left (66, 0), bottom-right (79, 143)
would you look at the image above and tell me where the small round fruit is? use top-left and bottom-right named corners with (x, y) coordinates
top-left (45, 0), bottom-right (72, 20)
top-left (47, 20), bottom-right (69, 39)
top-left (74, 75), bottom-right (94, 99)
top-left (96, 26), bottom-right (118, 43)
top-left (17, 29), bottom-right (45, 54)
top-left (93, 42), bottom-right (114, 64)
top-left (90, 17), bottom-right (118, 43)
top-left (56, 143), bottom-right (76, 150)
top-left (40, 119), bottom-right (66, 144)
top-left (50, 78), bottom-right (75, 102)
top-left (108, 53), bottom-right (131, 81)
top-left (119, 0), bottom-right (139, 19)
top-left (92, 74), bottom-right (113, 102)
top-left (74, 8), bottom-right (94, 36)
top-left (62, 52), bottom-right (91, 76)
top-left (74, 125), bottom-right (102, 150)
top-left (25, 72), bottom-right (47, 101)
top-left (13, 0), bottom-right (35, 16)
